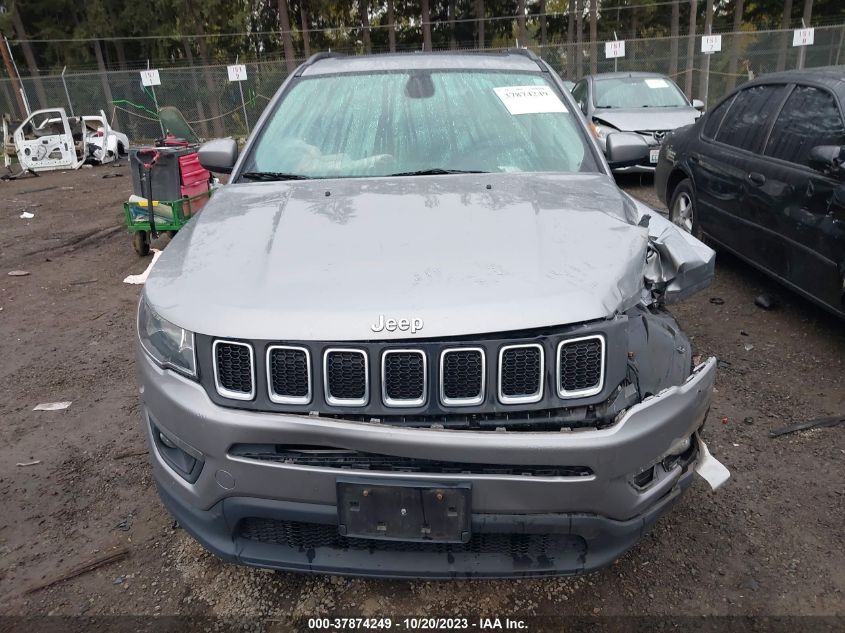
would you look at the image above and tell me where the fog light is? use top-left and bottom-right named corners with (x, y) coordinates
top-left (633, 466), bottom-right (655, 489)
top-left (150, 420), bottom-right (204, 483)
top-left (159, 431), bottom-right (177, 449)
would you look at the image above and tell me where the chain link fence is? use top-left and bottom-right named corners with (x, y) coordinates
top-left (2, 23), bottom-right (844, 143)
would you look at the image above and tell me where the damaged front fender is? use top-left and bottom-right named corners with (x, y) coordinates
top-left (624, 194), bottom-right (716, 305)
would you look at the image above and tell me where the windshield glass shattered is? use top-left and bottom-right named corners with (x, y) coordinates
top-left (594, 76), bottom-right (688, 109)
top-left (242, 70), bottom-right (598, 179)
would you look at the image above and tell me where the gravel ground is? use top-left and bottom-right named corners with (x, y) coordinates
top-left (0, 165), bottom-right (842, 623)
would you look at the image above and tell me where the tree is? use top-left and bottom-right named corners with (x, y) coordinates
top-left (359, 0), bottom-right (372, 53)
top-left (386, 0), bottom-right (396, 51)
top-left (476, 0), bottom-right (485, 48)
top-left (669, 0), bottom-right (680, 76)
top-left (776, 0), bottom-right (794, 70)
top-left (185, 0), bottom-right (225, 136)
top-left (576, 0), bottom-right (583, 77)
top-left (589, 0), bottom-right (597, 74)
top-left (300, 1), bottom-right (311, 57)
top-left (518, 0), bottom-right (526, 45)
top-left (684, 0), bottom-right (698, 97)
top-left (567, 0), bottom-right (575, 77)
top-left (448, 0), bottom-right (457, 48)
top-left (278, 0), bottom-right (296, 71)
top-left (725, 0), bottom-right (745, 90)
top-left (422, 0), bottom-right (432, 51)
top-left (539, 0), bottom-right (547, 47)
top-left (9, 2), bottom-right (48, 108)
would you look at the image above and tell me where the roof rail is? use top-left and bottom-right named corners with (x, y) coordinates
top-left (504, 47), bottom-right (540, 62)
top-left (295, 51), bottom-right (346, 76)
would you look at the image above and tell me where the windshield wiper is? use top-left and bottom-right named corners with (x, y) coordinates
top-left (241, 171), bottom-right (312, 181)
top-left (386, 168), bottom-right (489, 177)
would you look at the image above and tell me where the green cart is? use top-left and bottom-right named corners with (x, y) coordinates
top-left (123, 189), bottom-right (213, 256)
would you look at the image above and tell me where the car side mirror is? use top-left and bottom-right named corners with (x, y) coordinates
top-left (692, 99), bottom-right (705, 112)
top-left (198, 138), bottom-right (238, 174)
top-left (606, 132), bottom-right (650, 168)
top-left (807, 145), bottom-right (844, 177)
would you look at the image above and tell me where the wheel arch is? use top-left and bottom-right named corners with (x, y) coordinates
top-left (665, 166), bottom-right (693, 207)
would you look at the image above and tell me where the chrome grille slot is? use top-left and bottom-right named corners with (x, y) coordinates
top-left (557, 335), bottom-right (605, 398)
top-left (324, 349), bottom-right (368, 406)
top-left (213, 340), bottom-right (255, 400)
top-left (498, 344), bottom-right (544, 404)
top-left (267, 345), bottom-right (311, 405)
top-left (440, 348), bottom-right (485, 406)
top-left (382, 349), bottom-right (426, 407)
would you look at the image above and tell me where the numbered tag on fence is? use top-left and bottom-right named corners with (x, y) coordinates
top-left (792, 28), bottom-right (814, 47)
top-left (140, 69), bottom-right (161, 87)
top-left (701, 35), bottom-right (722, 54)
top-left (605, 40), bottom-right (625, 59)
top-left (227, 64), bottom-right (248, 82)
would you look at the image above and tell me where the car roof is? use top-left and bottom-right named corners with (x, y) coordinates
top-left (300, 51), bottom-right (545, 76)
top-left (743, 65), bottom-right (845, 93)
top-left (585, 71), bottom-right (672, 81)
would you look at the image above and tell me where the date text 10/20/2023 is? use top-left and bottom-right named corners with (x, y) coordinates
top-left (307, 617), bottom-right (528, 630)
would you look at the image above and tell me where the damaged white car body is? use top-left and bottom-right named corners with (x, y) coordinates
top-left (8, 108), bottom-right (128, 172)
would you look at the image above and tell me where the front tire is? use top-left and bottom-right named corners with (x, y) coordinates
top-left (668, 178), bottom-right (701, 239)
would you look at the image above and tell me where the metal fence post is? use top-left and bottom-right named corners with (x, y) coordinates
top-left (61, 66), bottom-right (74, 117)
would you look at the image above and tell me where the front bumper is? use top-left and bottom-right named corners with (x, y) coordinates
top-left (139, 349), bottom-right (717, 577)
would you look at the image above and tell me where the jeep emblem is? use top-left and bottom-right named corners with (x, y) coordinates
top-left (371, 314), bottom-right (424, 334)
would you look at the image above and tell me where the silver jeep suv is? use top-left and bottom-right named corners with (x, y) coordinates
top-left (136, 50), bottom-right (727, 578)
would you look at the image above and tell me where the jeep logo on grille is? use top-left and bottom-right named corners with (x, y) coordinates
top-left (371, 314), bottom-right (424, 334)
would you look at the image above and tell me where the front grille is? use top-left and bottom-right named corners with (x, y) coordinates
top-left (213, 340), bottom-right (254, 399)
top-left (440, 348), bottom-right (485, 405)
top-left (382, 350), bottom-right (426, 406)
top-left (499, 344), bottom-right (543, 403)
top-left (324, 349), bottom-right (368, 406)
top-left (230, 445), bottom-right (593, 477)
top-left (238, 518), bottom-right (585, 557)
top-left (204, 325), bottom-right (613, 418)
top-left (268, 346), bottom-right (311, 404)
top-left (557, 336), bottom-right (604, 397)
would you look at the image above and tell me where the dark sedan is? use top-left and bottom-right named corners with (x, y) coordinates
top-left (656, 67), bottom-right (845, 319)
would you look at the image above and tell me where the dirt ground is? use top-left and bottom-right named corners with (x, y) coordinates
top-left (0, 165), bottom-right (843, 624)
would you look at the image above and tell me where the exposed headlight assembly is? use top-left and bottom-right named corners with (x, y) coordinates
top-left (137, 295), bottom-right (197, 378)
top-left (591, 122), bottom-right (617, 140)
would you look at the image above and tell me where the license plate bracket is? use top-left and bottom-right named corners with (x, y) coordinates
top-left (649, 148), bottom-right (660, 163)
top-left (337, 480), bottom-right (471, 543)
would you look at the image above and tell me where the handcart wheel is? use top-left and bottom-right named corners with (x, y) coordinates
top-left (133, 231), bottom-right (150, 257)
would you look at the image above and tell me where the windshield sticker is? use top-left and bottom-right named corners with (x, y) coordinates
top-left (645, 78), bottom-right (670, 89)
top-left (493, 86), bottom-right (567, 115)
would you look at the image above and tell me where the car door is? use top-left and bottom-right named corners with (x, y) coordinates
top-left (753, 83), bottom-right (845, 312)
top-left (13, 109), bottom-right (80, 172)
top-left (691, 83), bottom-right (788, 259)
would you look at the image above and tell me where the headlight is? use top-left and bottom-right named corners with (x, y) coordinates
top-left (591, 122), bottom-right (617, 140)
top-left (137, 296), bottom-right (197, 378)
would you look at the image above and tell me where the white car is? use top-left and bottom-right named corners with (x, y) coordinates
top-left (6, 108), bottom-right (129, 172)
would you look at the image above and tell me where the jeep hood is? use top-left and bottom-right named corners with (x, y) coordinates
top-left (145, 173), bottom-right (713, 340)
top-left (593, 107), bottom-right (701, 132)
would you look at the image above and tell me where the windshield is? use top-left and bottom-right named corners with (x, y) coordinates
top-left (593, 76), bottom-right (688, 109)
top-left (242, 70), bottom-right (598, 179)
